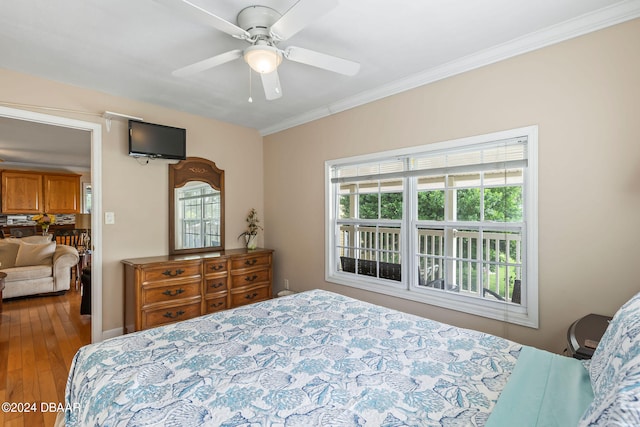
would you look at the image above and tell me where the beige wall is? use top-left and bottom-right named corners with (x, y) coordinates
top-left (264, 19), bottom-right (640, 353)
top-left (2, 18), bottom-right (639, 350)
top-left (0, 68), bottom-right (264, 333)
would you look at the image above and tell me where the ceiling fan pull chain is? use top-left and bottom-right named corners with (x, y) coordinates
top-left (248, 67), bottom-right (253, 103)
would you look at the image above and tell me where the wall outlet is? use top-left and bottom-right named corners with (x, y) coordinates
top-left (284, 279), bottom-right (289, 290)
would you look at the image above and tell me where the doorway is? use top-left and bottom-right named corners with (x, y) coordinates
top-left (0, 105), bottom-right (103, 342)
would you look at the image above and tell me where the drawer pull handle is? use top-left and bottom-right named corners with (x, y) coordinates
top-left (245, 275), bottom-right (258, 282)
top-left (163, 310), bottom-right (185, 319)
top-left (244, 259), bottom-right (258, 266)
top-left (210, 264), bottom-right (225, 271)
top-left (210, 302), bottom-right (223, 308)
top-left (209, 282), bottom-right (224, 289)
top-left (162, 269), bottom-right (185, 277)
top-left (162, 289), bottom-right (185, 297)
top-left (245, 292), bottom-right (258, 300)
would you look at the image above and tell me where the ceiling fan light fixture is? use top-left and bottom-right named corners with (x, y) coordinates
top-left (244, 45), bottom-right (282, 74)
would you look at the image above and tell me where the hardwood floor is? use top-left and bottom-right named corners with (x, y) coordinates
top-left (0, 284), bottom-right (91, 427)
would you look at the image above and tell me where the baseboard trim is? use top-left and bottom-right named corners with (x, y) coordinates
top-left (101, 327), bottom-right (124, 341)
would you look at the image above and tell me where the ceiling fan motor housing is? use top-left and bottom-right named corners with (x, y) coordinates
top-left (238, 5), bottom-right (283, 74)
top-left (237, 6), bottom-right (281, 40)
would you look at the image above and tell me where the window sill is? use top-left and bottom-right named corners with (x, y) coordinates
top-left (327, 272), bottom-right (538, 328)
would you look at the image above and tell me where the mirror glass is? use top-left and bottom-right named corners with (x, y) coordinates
top-left (169, 158), bottom-right (224, 255)
top-left (174, 182), bottom-right (221, 250)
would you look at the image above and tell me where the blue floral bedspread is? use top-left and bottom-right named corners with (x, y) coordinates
top-left (64, 289), bottom-right (522, 426)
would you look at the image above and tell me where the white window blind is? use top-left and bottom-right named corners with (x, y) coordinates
top-left (332, 137), bottom-right (527, 184)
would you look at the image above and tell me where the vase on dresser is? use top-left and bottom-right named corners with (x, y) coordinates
top-left (245, 234), bottom-right (258, 250)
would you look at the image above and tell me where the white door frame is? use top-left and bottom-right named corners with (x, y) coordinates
top-left (0, 105), bottom-right (103, 343)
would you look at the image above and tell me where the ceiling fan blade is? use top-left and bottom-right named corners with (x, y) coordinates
top-left (261, 70), bottom-right (283, 100)
top-left (156, 0), bottom-right (249, 39)
top-left (270, 0), bottom-right (339, 41)
top-left (284, 46), bottom-right (360, 76)
top-left (172, 49), bottom-right (242, 77)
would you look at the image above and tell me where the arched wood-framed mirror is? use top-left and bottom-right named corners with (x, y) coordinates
top-left (169, 157), bottom-right (225, 255)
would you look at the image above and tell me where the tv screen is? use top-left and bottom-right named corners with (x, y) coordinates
top-left (128, 120), bottom-right (186, 160)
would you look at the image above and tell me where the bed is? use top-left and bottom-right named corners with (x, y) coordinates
top-left (60, 289), bottom-right (640, 426)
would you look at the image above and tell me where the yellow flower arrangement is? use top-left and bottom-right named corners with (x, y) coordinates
top-left (32, 213), bottom-right (56, 232)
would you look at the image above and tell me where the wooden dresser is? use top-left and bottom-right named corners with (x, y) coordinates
top-left (122, 248), bottom-right (273, 333)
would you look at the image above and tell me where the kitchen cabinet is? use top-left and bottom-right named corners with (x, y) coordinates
top-left (43, 173), bottom-right (81, 213)
top-left (1, 171), bottom-right (42, 213)
top-left (1, 170), bottom-right (80, 214)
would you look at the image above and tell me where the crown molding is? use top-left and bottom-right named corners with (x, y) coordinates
top-left (260, 0), bottom-right (640, 136)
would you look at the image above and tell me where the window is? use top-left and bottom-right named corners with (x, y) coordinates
top-left (326, 126), bottom-right (538, 327)
top-left (82, 182), bottom-right (92, 213)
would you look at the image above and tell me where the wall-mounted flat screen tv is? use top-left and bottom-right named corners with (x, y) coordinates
top-left (128, 120), bottom-right (186, 160)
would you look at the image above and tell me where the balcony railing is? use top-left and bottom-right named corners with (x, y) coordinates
top-left (339, 225), bottom-right (522, 303)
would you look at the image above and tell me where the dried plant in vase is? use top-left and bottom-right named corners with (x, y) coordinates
top-left (238, 208), bottom-right (263, 250)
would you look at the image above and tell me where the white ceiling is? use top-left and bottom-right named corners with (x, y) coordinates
top-left (0, 116), bottom-right (91, 171)
top-left (0, 0), bottom-right (639, 169)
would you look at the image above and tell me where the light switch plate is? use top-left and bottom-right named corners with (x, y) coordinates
top-left (104, 211), bottom-right (115, 225)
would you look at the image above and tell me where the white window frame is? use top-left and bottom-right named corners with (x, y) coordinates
top-left (325, 126), bottom-right (538, 328)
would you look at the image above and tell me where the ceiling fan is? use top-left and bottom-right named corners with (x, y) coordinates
top-left (157, 0), bottom-right (361, 101)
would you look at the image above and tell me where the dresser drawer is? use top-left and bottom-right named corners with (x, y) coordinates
top-left (230, 253), bottom-right (271, 271)
top-left (142, 281), bottom-right (201, 306)
top-left (231, 268), bottom-right (270, 288)
top-left (204, 295), bottom-right (228, 313)
top-left (205, 277), bottom-right (228, 294)
top-left (204, 258), bottom-right (228, 274)
top-left (141, 262), bottom-right (202, 284)
top-left (230, 284), bottom-right (271, 307)
top-left (142, 300), bottom-right (202, 329)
